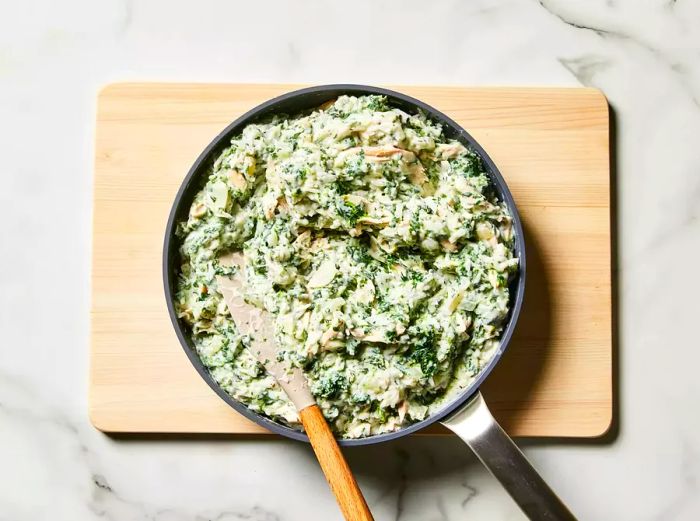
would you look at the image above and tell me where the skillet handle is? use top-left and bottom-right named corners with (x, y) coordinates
top-left (441, 392), bottom-right (577, 521)
top-left (299, 404), bottom-right (374, 521)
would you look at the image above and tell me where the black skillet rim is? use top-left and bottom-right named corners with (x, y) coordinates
top-left (162, 84), bottom-right (527, 446)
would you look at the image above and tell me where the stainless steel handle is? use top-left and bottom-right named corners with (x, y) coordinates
top-left (441, 392), bottom-right (576, 521)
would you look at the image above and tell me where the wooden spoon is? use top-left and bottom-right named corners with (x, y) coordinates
top-left (216, 254), bottom-right (374, 521)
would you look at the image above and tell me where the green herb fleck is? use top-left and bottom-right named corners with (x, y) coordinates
top-left (336, 199), bottom-right (365, 226)
top-left (408, 330), bottom-right (438, 377)
top-left (316, 372), bottom-right (347, 399)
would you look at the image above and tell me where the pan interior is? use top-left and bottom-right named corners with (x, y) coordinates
top-left (163, 85), bottom-right (526, 446)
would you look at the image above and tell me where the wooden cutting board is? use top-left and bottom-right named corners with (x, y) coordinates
top-left (90, 83), bottom-right (612, 437)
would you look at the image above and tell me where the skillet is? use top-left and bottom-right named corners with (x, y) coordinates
top-left (163, 85), bottom-right (575, 520)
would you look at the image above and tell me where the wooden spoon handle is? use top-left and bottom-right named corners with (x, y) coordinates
top-left (299, 405), bottom-right (374, 521)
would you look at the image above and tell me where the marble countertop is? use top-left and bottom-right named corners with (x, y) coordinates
top-left (1, 0), bottom-right (699, 519)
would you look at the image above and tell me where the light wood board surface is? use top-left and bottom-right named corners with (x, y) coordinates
top-left (90, 83), bottom-right (612, 437)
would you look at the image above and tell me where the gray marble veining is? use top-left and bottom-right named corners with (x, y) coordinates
top-left (1, 0), bottom-right (699, 519)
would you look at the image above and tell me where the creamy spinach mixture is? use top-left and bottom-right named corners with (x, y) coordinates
top-left (175, 95), bottom-right (518, 438)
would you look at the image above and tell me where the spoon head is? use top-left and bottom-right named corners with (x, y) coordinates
top-left (216, 255), bottom-right (315, 411)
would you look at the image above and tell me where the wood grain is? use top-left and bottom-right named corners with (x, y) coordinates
top-left (299, 405), bottom-right (374, 521)
top-left (89, 83), bottom-right (612, 437)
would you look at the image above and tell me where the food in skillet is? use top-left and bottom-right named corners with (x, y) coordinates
top-left (174, 95), bottom-right (518, 438)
